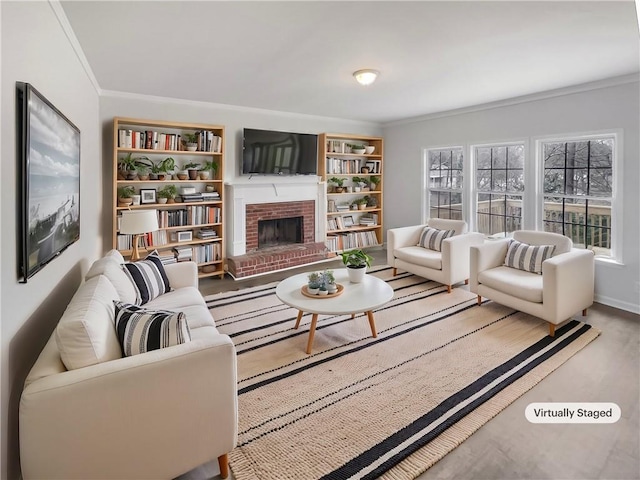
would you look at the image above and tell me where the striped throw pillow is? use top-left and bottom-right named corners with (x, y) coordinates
top-left (114, 302), bottom-right (191, 357)
top-left (123, 251), bottom-right (171, 305)
top-left (504, 239), bottom-right (556, 274)
top-left (418, 227), bottom-right (455, 252)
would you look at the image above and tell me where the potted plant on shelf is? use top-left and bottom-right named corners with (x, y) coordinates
top-left (158, 184), bottom-right (178, 204)
top-left (184, 161), bottom-right (200, 180)
top-left (364, 195), bottom-right (378, 208)
top-left (350, 144), bottom-right (366, 155)
top-left (340, 249), bottom-right (373, 283)
top-left (161, 157), bottom-right (175, 180)
top-left (117, 185), bottom-right (136, 207)
top-left (199, 160), bottom-right (218, 180)
top-left (118, 153), bottom-right (149, 180)
top-left (354, 198), bottom-right (368, 210)
top-left (369, 176), bottom-right (381, 191)
top-left (175, 163), bottom-right (189, 180)
top-left (329, 177), bottom-right (346, 193)
top-left (183, 133), bottom-right (198, 151)
top-left (136, 163), bottom-right (150, 181)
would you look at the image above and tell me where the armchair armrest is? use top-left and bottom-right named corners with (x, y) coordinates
top-left (20, 335), bottom-right (237, 479)
top-left (441, 232), bottom-right (485, 284)
top-left (469, 239), bottom-right (510, 293)
top-left (542, 249), bottom-right (595, 323)
top-left (164, 261), bottom-right (199, 289)
top-left (387, 225), bottom-right (427, 266)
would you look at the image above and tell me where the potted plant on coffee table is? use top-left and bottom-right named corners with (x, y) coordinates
top-left (340, 249), bottom-right (373, 283)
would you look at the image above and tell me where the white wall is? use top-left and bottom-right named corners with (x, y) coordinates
top-left (0, 2), bottom-right (101, 478)
top-left (383, 80), bottom-right (640, 313)
top-left (99, 94), bottom-right (382, 254)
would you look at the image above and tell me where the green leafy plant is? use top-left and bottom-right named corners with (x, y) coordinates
top-left (350, 144), bottom-right (365, 150)
top-left (183, 133), bottom-right (198, 144)
top-left (369, 176), bottom-right (381, 187)
top-left (323, 269), bottom-right (335, 285)
top-left (352, 176), bottom-right (367, 186)
top-left (117, 185), bottom-right (135, 198)
top-left (161, 157), bottom-right (175, 173)
top-left (308, 272), bottom-right (322, 288)
top-left (157, 184), bottom-right (177, 199)
top-left (329, 177), bottom-right (345, 187)
top-left (183, 161), bottom-right (199, 170)
top-left (340, 249), bottom-right (373, 269)
top-left (201, 160), bottom-right (219, 174)
top-left (119, 152), bottom-right (150, 171)
top-left (364, 195), bottom-right (377, 207)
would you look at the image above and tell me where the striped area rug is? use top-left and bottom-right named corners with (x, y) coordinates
top-left (206, 266), bottom-right (600, 480)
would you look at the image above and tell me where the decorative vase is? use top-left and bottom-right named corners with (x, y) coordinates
top-left (318, 288), bottom-right (329, 296)
top-left (307, 286), bottom-right (319, 295)
top-left (158, 198), bottom-right (168, 204)
top-left (327, 283), bottom-right (338, 294)
top-left (177, 173), bottom-right (188, 180)
top-left (347, 265), bottom-right (366, 283)
top-left (188, 169), bottom-right (198, 180)
top-left (186, 143), bottom-right (198, 152)
top-left (199, 171), bottom-right (210, 180)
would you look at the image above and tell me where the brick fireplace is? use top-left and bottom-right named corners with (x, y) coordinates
top-left (225, 181), bottom-right (331, 278)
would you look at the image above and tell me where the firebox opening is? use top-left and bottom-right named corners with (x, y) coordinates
top-left (258, 216), bottom-right (303, 249)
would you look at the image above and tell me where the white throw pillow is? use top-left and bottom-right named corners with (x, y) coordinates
top-left (85, 256), bottom-right (137, 304)
top-left (55, 276), bottom-right (123, 370)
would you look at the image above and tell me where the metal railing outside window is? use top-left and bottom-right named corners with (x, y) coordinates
top-left (426, 148), bottom-right (463, 220)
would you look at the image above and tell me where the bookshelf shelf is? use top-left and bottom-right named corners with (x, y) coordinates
top-left (319, 133), bottom-right (384, 254)
top-left (113, 117), bottom-right (226, 278)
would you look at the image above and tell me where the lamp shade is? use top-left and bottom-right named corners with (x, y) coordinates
top-left (119, 210), bottom-right (158, 235)
top-left (353, 69), bottom-right (379, 86)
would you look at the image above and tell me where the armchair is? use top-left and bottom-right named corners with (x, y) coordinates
top-left (387, 219), bottom-right (484, 292)
top-left (470, 231), bottom-right (595, 336)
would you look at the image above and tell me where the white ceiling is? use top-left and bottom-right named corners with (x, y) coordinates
top-left (60, 1), bottom-right (639, 124)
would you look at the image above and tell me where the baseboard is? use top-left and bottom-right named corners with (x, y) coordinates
top-left (594, 294), bottom-right (640, 315)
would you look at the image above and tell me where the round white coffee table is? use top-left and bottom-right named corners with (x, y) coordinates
top-left (275, 268), bottom-right (394, 354)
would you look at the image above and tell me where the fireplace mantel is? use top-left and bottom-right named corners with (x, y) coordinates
top-left (225, 180), bottom-right (327, 256)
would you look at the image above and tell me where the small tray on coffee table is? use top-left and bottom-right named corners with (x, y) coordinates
top-left (301, 284), bottom-right (344, 299)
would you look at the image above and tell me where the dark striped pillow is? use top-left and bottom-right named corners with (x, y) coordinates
top-left (113, 302), bottom-right (191, 357)
top-left (504, 239), bottom-right (556, 274)
top-left (418, 227), bottom-right (455, 252)
top-left (123, 251), bottom-right (171, 305)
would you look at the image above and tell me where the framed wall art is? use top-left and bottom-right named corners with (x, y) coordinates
top-left (17, 82), bottom-right (80, 283)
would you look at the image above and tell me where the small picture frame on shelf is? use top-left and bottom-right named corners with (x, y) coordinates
top-left (177, 231), bottom-right (192, 242)
top-left (365, 161), bottom-right (376, 173)
top-left (343, 215), bottom-right (354, 227)
top-left (140, 189), bottom-right (156, 204)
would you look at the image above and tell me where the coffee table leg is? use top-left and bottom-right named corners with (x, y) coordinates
top-left (306, 314), bottom-right (319, 354)
top-left (294, 310), bottom-right (304, 329)
top-left (366, 311), bottom-right (377, 338)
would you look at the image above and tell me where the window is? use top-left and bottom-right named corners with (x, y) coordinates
top-left (425, 147), bottom-right (463, 220)
top-left (475, 144), bottom-right (525, 237)
top-left (541, 136), bottom-right (614, 256)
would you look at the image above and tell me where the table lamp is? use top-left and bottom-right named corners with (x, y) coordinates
top-left (119, 210), bottom-right (159, 261)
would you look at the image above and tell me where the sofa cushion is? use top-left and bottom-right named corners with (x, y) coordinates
top-left (114, 302), bottom-right (191, 356)
top-left (86, 256), bottom-right (137, 304)
top-left (394, 246), bottom-right (442, 270)
top-left (55, 275), bottom-right (123, 370)
top-left (123, 252), bottom-right (171, 305)
top-left (418, 226), bottom-right (455, 252)
top-left (504, 239), bottom-right (555, 274)
top-left (478, 266), bottom-right (543, 303)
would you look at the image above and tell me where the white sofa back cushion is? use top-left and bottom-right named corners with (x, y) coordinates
top-left (86, 254), bottom-right (136, 304)
top-left (55, 275), bottom-right (123, 370)
top-left (427, 218), bottom-right (467, 236)
top-left (513, 231), bottom-right (572, 256)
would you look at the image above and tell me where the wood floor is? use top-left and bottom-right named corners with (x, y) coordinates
top-left (179, 249), bottom-right (640, 480)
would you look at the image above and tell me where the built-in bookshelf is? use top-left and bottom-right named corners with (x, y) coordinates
top-left (112, 117), bottom-right (225, 278)
top-left (319, 133), bottom-right (383, 253)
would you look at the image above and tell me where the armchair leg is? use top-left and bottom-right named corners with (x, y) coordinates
top-left (465, 279), bottom-right (469, 285)
top-left (447, 285), bottom-right (452, 293)
top-left (548, 323), bottom-right (556, 337)
top-left (393, 267), bottom-right (397, 276)
top-left (477, 295), bottom-right (482, 305)
top-left (218, 453), bottom-right (229, 479)
top-left (582, 308), bottom-right (588, 316)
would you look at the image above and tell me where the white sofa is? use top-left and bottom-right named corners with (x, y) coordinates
top-left (470, 231), bottom-right (595, 336)
top-left (387, 219), bottom-right (484, 292)
top-left (19, 250), bottom-right (237, 480)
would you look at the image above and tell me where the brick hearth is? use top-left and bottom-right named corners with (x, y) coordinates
top-left (227, 242), bottom-right (331, 279)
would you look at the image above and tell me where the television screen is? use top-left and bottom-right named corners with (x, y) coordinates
top-left (17, 82), bottom-right (81, 282)
top-left (242, 128), bottom-right (318, 175)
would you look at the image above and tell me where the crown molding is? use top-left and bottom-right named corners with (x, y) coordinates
top-left (384, 73), bottom-right (640, 128)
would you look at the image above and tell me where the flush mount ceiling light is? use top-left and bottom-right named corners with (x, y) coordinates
top-left (353, 69), bottom-right (379, 86)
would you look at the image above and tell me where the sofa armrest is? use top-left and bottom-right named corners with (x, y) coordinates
top-left (469, 239), bottom-right (510, 293)
top-left (441, 232), bottom-right (485, 284)
top-left (20, 335), bottom-right (237, 479)
top-left (164, 261), bottom-right (199, 289)
top-left (387, 225), bottom-right (427, 266)
top-left (542, 249), bottom-right (595, 323)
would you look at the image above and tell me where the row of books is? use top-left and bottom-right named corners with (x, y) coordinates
top-left (327, 213), bottom-right (378, 232)
top-left (157, 206), bottom-right (221, 227)
top-left (116, 227), bottom-right (220, 250)
top-left (117, 129), bottom-right (222, 153)
top-left (326, 158), bottom-right (364, 174)
top-left (174, 244), bottom-right (222, 263)
top-left (326, 230), bottom-right (379, 252)
top-left (180, 191), bottom-right (220, 203)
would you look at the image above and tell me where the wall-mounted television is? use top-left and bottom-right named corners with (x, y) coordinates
top-left (16, 82), bottom-right (81, 283)
top-left (242, 128), bottom-right (318, 176)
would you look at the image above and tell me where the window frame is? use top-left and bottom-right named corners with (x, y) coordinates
top-left (534, 130), bottom-right (622, 262)
top-left (422, 146), bottom-right (466, 223)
